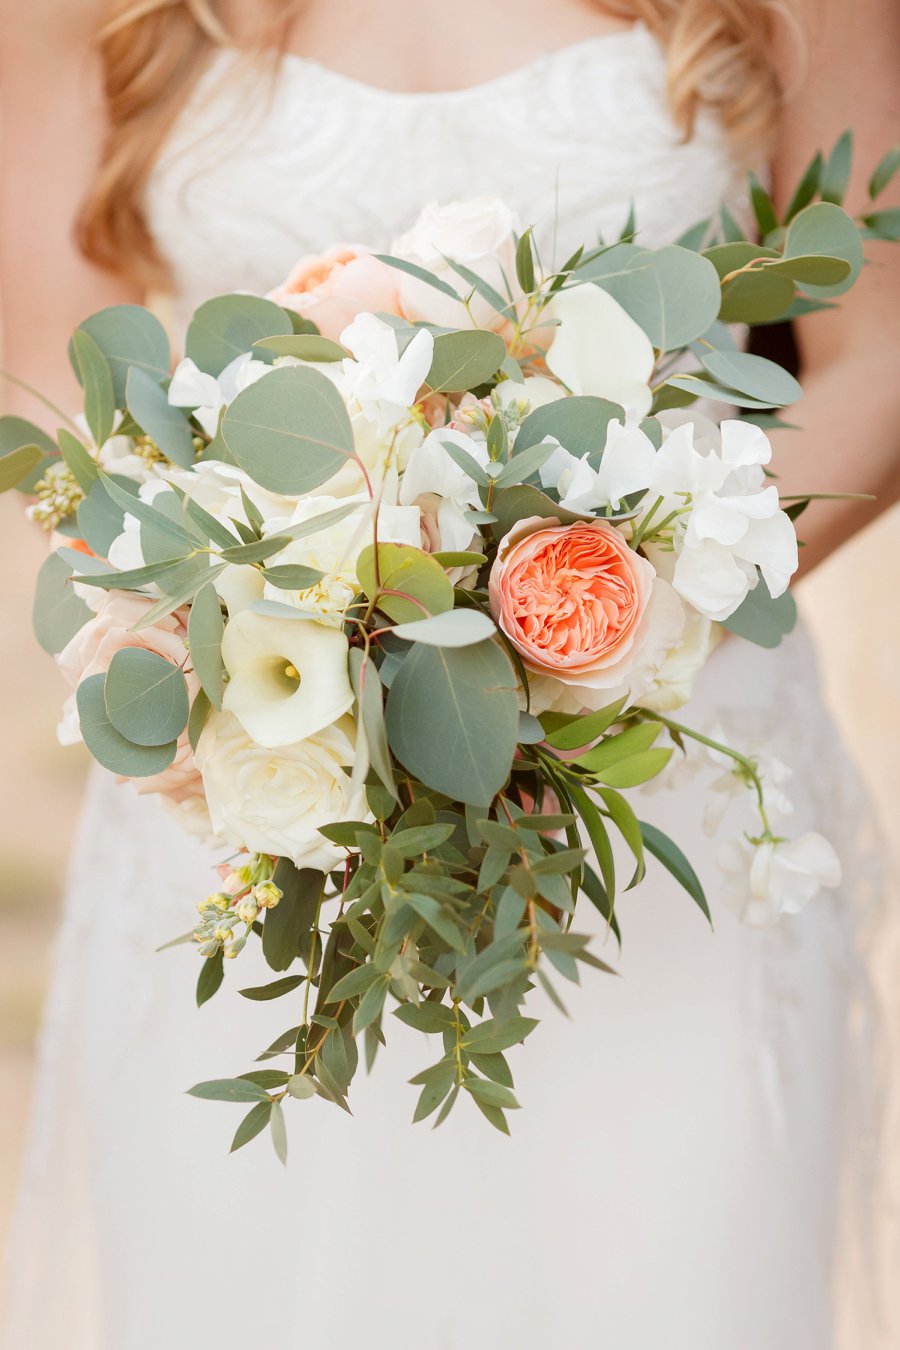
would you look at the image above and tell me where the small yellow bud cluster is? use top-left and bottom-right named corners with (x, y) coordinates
top-left (29, 463), bottom-right (84, 531)
top-left (192, 856), bottom-right (281, 962)
top-left (132, 434), bottom-right (167, 466)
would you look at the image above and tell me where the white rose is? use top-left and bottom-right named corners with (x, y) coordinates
top-left (391, 197), bottom-right (521, 329)
top-left (195, 711), bottom-right (369, 872)
top-left (263, 493), bottom-right (420, 624)
top-left (640, 608), bottom-right (718, 713)
top-left (719, 831), bottom-right (841, 927)
top-left (221, 610), bottom-right (354, 749)
top-left (544, 284), bottom-right (655, 417)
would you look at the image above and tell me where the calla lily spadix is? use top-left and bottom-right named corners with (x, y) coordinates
top-left (221, 610), bottom-right (354, 749)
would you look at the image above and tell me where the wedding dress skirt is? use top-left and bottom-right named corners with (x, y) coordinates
top-left (3, 627), bottom-right (886, 1349)
top-left (2, 24), bottom-right (893, 1348)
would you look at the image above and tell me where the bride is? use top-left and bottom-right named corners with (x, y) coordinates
top-left (2, 1), bottom-right (899, 1346)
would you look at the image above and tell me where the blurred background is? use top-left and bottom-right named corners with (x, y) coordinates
top-left (1, 493), bottom-right (898, 1257)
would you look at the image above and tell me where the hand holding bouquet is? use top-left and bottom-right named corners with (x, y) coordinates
top-left (6, 135), bottom-right (897, 1154)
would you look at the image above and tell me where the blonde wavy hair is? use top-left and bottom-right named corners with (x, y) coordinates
top-left (77, 0), bottom-right (787, 289)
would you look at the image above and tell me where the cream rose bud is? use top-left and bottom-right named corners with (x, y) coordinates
top-left (640, 609), bottom-right (719, 713)
top-left (391, 197), bottom-right (522, 329)
top-left (267, 245), bottom-right (401, 341)
top-left (195, 711), bottom-right (370, 872)
top-left (221, 611), bottom-right (354, 749)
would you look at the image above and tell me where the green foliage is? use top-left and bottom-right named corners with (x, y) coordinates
top-left (185, 294), bottom-right (292, 375)
top-left (425, 330), bottom-right (507, 393)
top-left (125, 367), bottom-right (196, 467)
top-left (76, 674), bottom-right (177, 778)
top-left (385, 639), bottom-right (519, 806)
top-left (32, 551), bottom-right (92, 655)
top-left (222, 364), bottom-right (355, 492)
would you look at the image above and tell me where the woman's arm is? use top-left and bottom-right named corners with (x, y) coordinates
top-left (769, 0), bottom-right (900, 573)
top-left (0, 0), bottom-right (141, 427)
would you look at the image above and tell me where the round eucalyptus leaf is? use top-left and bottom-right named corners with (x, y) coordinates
top-left (425, 330), bottom-right (507, 393)
top-left (76, 473), bottom-right (139, 557)
top-left (254, 334), bottom-right (347, 361)
top-left (32, 551), bottom-right (92, 655)
top-left (186, 295), bottom-right (293, 376)
top-left (222, 365), bottom-right (354, 493)
top-left (0, 444), bottom-right (41, 493)
top-left (589, 245), bottom-right (722, 351)
top-left (516, 395), bottom-right (623, 459)
top-left (784, 201), bottom-right (863, 298)
top-left (720, 583), bottom-right (798, 648)
top-left (77, 673), bottom-right (178, 777)
top-left (385, 639), bottom-right (518, 807)
top-left (718, 269), bottom-right (795, 326)
top-left (700, 351), bottom-right (802, 408)
top-left (391, 609), bottom-right (497, 647)
top-left (356, 543), bottom-right (453, 624)
top-left (0, 416), bottom-right (58, 493)
top-left (104, 647), bottom-right (190, 746)
top-left (76, 305), bottom-right (170, 408)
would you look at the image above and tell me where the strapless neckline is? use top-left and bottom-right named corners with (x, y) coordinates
top-left (267, 23), bottom-right (650, 106)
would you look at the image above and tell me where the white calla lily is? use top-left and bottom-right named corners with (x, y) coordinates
top-left (545, 285), bottom-right (655, 416)
top-left (221, 610), bottom-right (354, 749)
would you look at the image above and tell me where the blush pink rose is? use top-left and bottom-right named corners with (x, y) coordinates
top-left (57, 590), bottom-right (206, 812)
top-left (267, 246), bottom-right (401, 340)
top-left (488, 516), bottom-right (657, 696)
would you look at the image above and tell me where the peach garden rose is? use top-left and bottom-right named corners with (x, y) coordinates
top-left (488, 516), bottom-right (671, 704)
top-left (268, 245), bottom-right (400, 341)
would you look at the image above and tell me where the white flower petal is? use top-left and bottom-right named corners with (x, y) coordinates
top-left (545, 285), bottom-right (654, 416)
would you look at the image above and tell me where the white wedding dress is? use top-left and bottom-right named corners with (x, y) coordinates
top-left (3, 25), bottom-right (894, 1350)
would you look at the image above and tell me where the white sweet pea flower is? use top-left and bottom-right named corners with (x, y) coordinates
top-left (539, 420), bottom-right (658, 513)
top-left (398, 428), bottom-right (489, 553)
top-left (340, 313), bottom-right (434, 436)
top-left (220, 610), bottom-right (354, 749)
top-left (545, 284), bottom-right (655, 417)
top-left (647, 419), bottom-right (798, 622)
top-left (719, 831), bottom-right (841, 926)
top-left (168, 351), bottom-right (270, 438)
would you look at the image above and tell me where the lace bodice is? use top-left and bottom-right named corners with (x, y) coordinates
top-left (146, 24), bottom-right (746, 328)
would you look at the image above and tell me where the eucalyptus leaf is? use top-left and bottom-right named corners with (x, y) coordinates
top-left (185, 294), bottom-right (292, 375)
top-left (425, 330), bottom-right (507, 393)
top-left (253, 334), bottom-right (347, 361)
top-left (0, 416), bottom-right (58, 492)
top-left (356, 542), bottom-right (453, 623)
top-left (720, 581), bottom-right (797, 647)
top-left (57, 428), bottom-right (99, 495)
top-left (125, 366), bottom-right (196, 467)
top-left (222, 365), bottom-right (355, 493)
top-left (187, 1078), bottom-right (271, 1104)
top-left (188, 581), bottom-right (225, 709)
top-left (104, 647), bottom-right (190, 746)
top-left (588, 245), bottom-right (722, 351)
top-left (70, 328), bottom-right (116, 447)
top-left (515, 395), bottom-right (623, 458)
top-left (639, 821), bottom-right (711, 924)
top-left (32, 551), bottom-right (92, 655)
top-left (699, 351), bottom-right (802, 408)
top-left (783, 201), bottom-right (863, 298)
top-left (76, 473), bottom-right (138, 556)
top-left (390, 609), bottom-right (496, 647)
top-left (76, 674), bottom-right (177, 777)
top-left (0, 444), bottom-right (41, 493)
top-left (385, 638), bottom-right (518, 807)
top-left (349, 649), bottom-right (396, 797)
top-left (76, 305), bottom-right (170, 408)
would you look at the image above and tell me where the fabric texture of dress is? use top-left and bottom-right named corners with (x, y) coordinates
top-left (2, 26), bottom-right (894, 1349)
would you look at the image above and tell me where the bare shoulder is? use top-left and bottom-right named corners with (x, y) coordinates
top-left (0, 0), bottom-right (105, 51)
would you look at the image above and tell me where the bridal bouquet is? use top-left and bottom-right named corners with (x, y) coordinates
top-left (6, 135), bottom-right (898, 1153)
